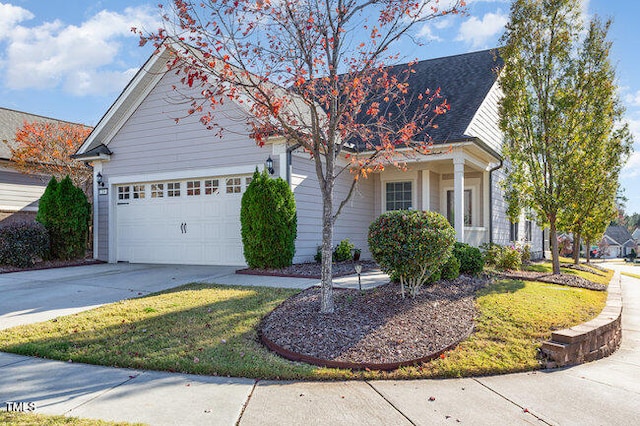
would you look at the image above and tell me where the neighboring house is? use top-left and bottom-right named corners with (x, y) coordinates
top-left (599, 225), bottom-right (636, 258)
top-left (632, 227), bottom-right (640, 243)
top-left (0, 108), bottom-right (83, 226)
top-left (74, 46), bottom-right (544, 266)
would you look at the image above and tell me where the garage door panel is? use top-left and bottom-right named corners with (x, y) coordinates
top-left (116, 176), bottom-right (248, 266)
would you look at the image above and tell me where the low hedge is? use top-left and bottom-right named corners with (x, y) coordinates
top-left (0, 222), bottom-right (50, 267)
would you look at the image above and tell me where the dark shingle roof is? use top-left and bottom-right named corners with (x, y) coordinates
top-left (395, 48), bottom-right (502, 143)
top-left (604, 225), bottom-right (634, 245)
top-left (0, 107), bottom-right (90, 160)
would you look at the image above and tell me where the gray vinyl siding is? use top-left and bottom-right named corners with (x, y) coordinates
top-left (465, 81), bottom-right (503, 154)
top-left (491, 167), bottom-right (510, 246)
top-left (96, 71), bottom-right (273, 262)
top-left (291, 154), bottom-right (375, 263)
top-left (0, 167), bottom-right (47, 212)
top-left (96, 191), bottom-right (109, 262)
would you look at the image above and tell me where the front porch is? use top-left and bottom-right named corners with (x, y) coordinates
top-left (374, 144), bottom-right (500, 247)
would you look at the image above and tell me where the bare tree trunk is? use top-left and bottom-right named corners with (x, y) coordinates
top-left (549, 216), bottom-right (561, 275)
top-left (573, 232), bottom-right (580, 265)
top-left (585, 238), bottom-right (591, 264)
top-left (320, 183), bottom-right (334, 314)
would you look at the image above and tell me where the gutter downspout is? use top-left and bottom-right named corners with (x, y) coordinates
top-left (286, 143), bottom-right (302, 185)
top-left (488, 159), bottom-right (503, 245)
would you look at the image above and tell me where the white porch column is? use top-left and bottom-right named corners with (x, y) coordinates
top-left (92, 162), bottom-right (102, 260)
top-left (454, 156), bottom-right (465, 242)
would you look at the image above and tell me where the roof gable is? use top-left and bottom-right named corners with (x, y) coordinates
top-left (604, 225), bottom-right (633, 246)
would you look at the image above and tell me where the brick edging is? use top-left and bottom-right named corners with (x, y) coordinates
top-left (541, 271), bottom-right (622, 367)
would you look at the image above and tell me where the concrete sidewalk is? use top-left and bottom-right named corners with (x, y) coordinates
top-left (1, 263), bottom-right (640, 425)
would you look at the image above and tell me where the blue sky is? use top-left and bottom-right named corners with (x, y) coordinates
top-left (1, 0), bottom-right (639, 213)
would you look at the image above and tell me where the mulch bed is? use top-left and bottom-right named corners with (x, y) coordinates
top-left (498, 270), bottom-right (606, 291)
top-left (259, 275), bottom-right (488, 369)
top-left (0, 257), bottom-right (103, 274)
top-left (237, 260), bottom-right (379, 279)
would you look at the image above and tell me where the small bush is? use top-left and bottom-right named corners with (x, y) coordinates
top-left (496, 246), bottom-right (522, 270)
top-left (481, 243), bottom-right (522, 271)
top-left (518, 242), bottom-right (531, 263)
top-left (439, 254), bottom-right (461, 280)
top-left (0, 222), bottom-right (50, 267)
top-left (368, 210), bottom-right (455, 298)
top-left (314, 246), bottom-right (322, 263)
top-left (241, 169), bottom-right (297, 268)
top-left (453, 242), bottom-right (484, 275)
top-left (333, 239), bottom-right (354, 262)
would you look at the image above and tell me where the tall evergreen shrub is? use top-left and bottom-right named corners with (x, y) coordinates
top-left (36, 176), bottom-right (90, 260)
top-left (241, 169), bottom-right (297, 268)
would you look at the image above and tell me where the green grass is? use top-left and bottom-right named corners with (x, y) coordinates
top-left (0, 275), bottom-right (609, 380)
top-left (0, 412), bottom-right (142, 425)
top-left (524, 261), bottom-right (613, 286)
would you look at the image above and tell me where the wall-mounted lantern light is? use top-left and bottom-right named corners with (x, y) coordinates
top-left (96, 172), bottom-right (104, 187)
top-left (266, 156), bottom-right (274, 175)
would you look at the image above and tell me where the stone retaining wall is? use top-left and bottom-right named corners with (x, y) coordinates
top-left (541, 271), bottom-right (622, 367)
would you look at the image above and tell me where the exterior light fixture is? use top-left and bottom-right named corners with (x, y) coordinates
top-left (266, 156), bottom-right (274, 175)
top-left (96, 172), bottom-right (104, 187)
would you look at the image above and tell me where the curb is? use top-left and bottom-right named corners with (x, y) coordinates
top-left (541, 270), bottom-right (622, 367)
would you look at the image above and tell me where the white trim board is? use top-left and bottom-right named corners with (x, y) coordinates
top-left (107, 164), bottom-right (264, 186)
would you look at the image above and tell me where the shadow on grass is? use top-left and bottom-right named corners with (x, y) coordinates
top-left (0, 283), bottom-right (314, 380)
top-left (477, 279), bottom-right (525, 296)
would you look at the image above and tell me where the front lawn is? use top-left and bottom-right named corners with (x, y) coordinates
top-left (524, 261), bottom-right (613, 286)
top-left (0, 275), bottom-right (608, 380)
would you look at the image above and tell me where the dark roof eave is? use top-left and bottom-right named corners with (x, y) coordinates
top-left (345, 137), bottom-right (502, 160)
top-left (71, 144), bottom-right (112, 161)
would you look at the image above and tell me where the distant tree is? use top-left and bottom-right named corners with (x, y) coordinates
top-left (556, 18), bottom-right (632, 264)
top-left (11, 121), bottom-right (93, 195)
top-left (139, 0), bottom-right (464, 313)
top-left (499, 0), bottom-right (632, 274)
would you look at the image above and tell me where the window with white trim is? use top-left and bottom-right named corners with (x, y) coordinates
top-left (132, 184), bottom-right (145, 199)
top-left (204, 179), bottom-right (219, 195)
top-left (118, 186), bottom-right (130, 200)
top-left (186, 180), bottom-right (201, 196)
top-left (151, 183), bottom-right (164, 198)
top-left (167, 182), bottom-right (181, 197)
top-left (385, 181), bottom-right (412, 211)
top-left (226, 177), bottom-right (241, 194)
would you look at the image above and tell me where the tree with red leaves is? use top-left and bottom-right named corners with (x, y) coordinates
top-left (139, 0), bottom-right (465, 313)
top-left (11, 121), bottom-right (93, 195)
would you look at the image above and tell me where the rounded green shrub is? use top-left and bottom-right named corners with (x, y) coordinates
top-left (368, 210), bottom-right (455, 298)
top-left (0, 222), bottom-right (50, 267)
top-left (453, 242), bottom-right (484, 275)
top-left (333, 238), bottom-right (354, 262)
top-left (241, 169), bottom-right (297, 268)
top-left (36, 176), bottom-right (90, 260)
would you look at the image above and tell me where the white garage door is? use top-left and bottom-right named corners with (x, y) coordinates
top-left (115, 175), bottom-right (252, 266)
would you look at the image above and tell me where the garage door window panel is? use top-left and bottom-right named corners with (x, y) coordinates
top-left (132, 185), bottom-right (145, 199)
top-left (187, 181), bottom-right (201, 196)
top-left (168, 182), bottom-right (181, 197)
top-left (151, 183), bottom-right (164, 198)
top-left (118, 186), bottom-right (130, 200)
top-left (226, 177), bottom-right (241, 194)
top-left (205, 179), bottom-right (219, 195)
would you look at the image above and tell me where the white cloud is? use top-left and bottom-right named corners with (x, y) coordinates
top-left (417, 25), bottom-right (443, 42)
top-left (626, 90), bottom-right (640, 108)
top-left (0, 4), bottom-right (161, 96)
top-left (0, 3), bottom-right (33, 40)
top-left (455, 11), bottom-right (508, 48)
